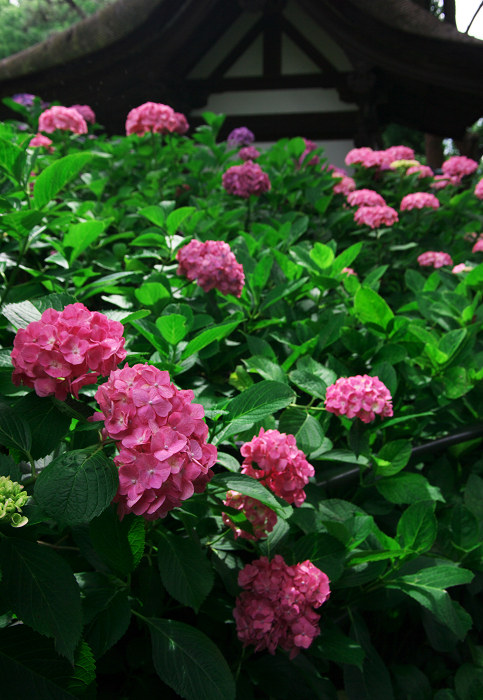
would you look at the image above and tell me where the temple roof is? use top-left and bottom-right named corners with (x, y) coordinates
top-left (0, 0), bottom-right (481, 138)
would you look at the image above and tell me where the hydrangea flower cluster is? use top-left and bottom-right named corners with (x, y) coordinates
top-left (38, 106), bottom-right (88, 134)
top-left (452, 263), bottom-right (473, 274)
top-left (406, 164), bottom-right (434, 178)
top-left (176, 239), bottom-right (245, 297)
top-left (354, 205), bottom-right (399, 229)
top-left (233, 555), bottom-right (330, 657)
top-left (11, 303), bottom-right (126, 400)
top-left (93, 363), bottom-right (217, 520)
top-left (472, 239), bottom-right (483, 253)
top-left (299, 138), bottom-right (320, 166)
top-left (431, 174), bottom-right (461, 190)
top-left (345, 145), bottom-right (414, 170)
top-left (227, 126), bottom-right (255, 147)
top-left (325, 375), bottom-right (393, 423)
top-left (332, 174), bottom-right (356, 195)
top-left (442, 155), bottom-right (478, 179)
top-left (12, 93), bottom-right (36, 107)
top-left (346, 189), bottom-right (386, 207)
top-left (417, 251), bottom-right (453, 268)
top-left (70, 104), bottom-right (96, 124)
top-left (125, 102), bottom-right (188, 136)
top-left (400, 192), bottom-right (440, 211)
top-left (474, 179), bottom-right (483, 200)
top-left (0, 476), bottom-right (29, 528)
top-left (240, 428), bottom-right (314, 507)
top-left (238, 146), bottom-right (260, 161)
top-left (222, 491), bottom-right (278, 540)
top-left (29, 133), bottom-right (54, 151)
top-left (222, 160), bottom-right (271, 199)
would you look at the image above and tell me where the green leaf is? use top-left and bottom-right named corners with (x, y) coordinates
top-left (166, 206), bottom-right (196, 235)
top-left (288, 368), bottom-right (327, 399)
top-left (376, 473), bottom-right (444, 504)
top-left (0, 402), bottom-right (32, 455)
top-left (134, 282), bottom-right (170, 306)
top-left (0, 137), bottom-right (24, 180)
top-left (34, 449), bottom-right (118, 525)
top-left (251, 256), bottom-right (273, 291)
top-left (315, 625), bottom-right (364, 669)
top-left (157, 530), bottom-right (214, 612)
top-left (451, 504), bottom-right (480, 551)
top-left (0, 538), bottom-right (82, 663)
top-left (295, 414), bottom-right (326, 457)
top-left (293, 533), bottom-right (346, 581)
top-left (68, 640), bottom-right (95, 695)
top-left (397, 501), bottom-right (437, 553)
top-left (332, 242), bottom-right (363, 275)
top-left (139, 205), bottom-right (166, 227)
top-left (147, 618), bottom-right (235, 700)
top-left (156, 314), bottom-right (187, 344)
top-left (438, 328), bottom-right (467, 361)
top-left (2, 299), bottom-right (42, 329)
top-left (310, 242), bottom-right (334, 270)
top-left (354, 287), bottom-right (394, 330)
top-left (181, 315), bottom-right (243, 360)
top-left (63, 220), bottom-right (105, 264)
top-left (244, 355), bottom-right (287, 383)
top-left (455, 663), bottom-right (483, 700)
top-left (33, 152), bottom-right (94, 209)
top-left (374, 440), bottom-right (412, 477)
top-left (12, 394), bottom-right (71, 459)
top-left (89, 507), bottom-right (145, 576)
top-left (210, 472), bottom-right (292, 518)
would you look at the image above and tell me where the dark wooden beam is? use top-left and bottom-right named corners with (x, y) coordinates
top-left (187, 72), bottom-right (341, 92)
top-left (209, 17), bottom-right (264, 80)
top-left (263, 15), bottom-right (282, 75)
top-left (279, 15), bottom-right (339, 78)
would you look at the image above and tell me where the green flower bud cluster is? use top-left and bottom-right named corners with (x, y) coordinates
top-left (0, 476), bottom-right (29, 528)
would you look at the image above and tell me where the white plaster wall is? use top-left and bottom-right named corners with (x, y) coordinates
top-left (191, 88), bottom-right (357, 115)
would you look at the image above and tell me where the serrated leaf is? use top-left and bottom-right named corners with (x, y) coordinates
top-left (63, 220), bottom-right (105, 264)
top-left (89, 507), bottom-right (145, 576)
top-left (166, 207), bottom-right (196, 235)
top-left (0, 538), bottom-right (82, 663)
top-left (156, 314), bottom-right (187, 344)
top-left (181, 315), bottom-right (243, 360)
top-left (374, 440), bottom-right (412, 477)
top-left (147, 618), bottom-right (235, 700)
top-left (157, 530), bottom-right (214, 612)
top-left (376, 473), bottom-right (444, 504)
top-left (397, 501), bottom-right (437, 553)
top-left (33, 152), bottom-right (94, 209)
top-left (68, 641), bottom-right (95, 694)
top-left (354, 287), bottom-right (394, 330)
top-left (2, 299), bottom-right (42, 329)
top-left (139, 205), bottom-right (166, 227)
top-left (310, 242), bottom-right (334, 269)
top-left (209, 473), bottom-right (292, 518)
top-left (134, 282), bottom-right (170, 306)
top-left (289, 368), bottom-right (327, 399)
top-left (34, 449), bottom-right (118, 525)
top-left (12, 394), bottom-right (71, 459)
top-left (0, 402), bottom-right (32, 455)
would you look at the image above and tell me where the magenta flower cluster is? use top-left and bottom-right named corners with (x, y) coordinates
top-left (354, 204), bottom-right (399, 229)
top-left (400, 192), bottom-right (440, 211)
top-left (406, 164), bottom-right (434, 178)
top-left (11, 303), bottom-right (126, 400)
top-left (38, 106), bottom-right (88, 134)
top-left (240, 428), bottom-right (314, 507)
top-left (474, 179), bottom-right (483, 200)
top-left (299, 138), bottom-right (320, 167)
top-left (125, 102), bottom-right (188, 136)
top-left (227, 126), bottom-right (255, 147)
top-left (29, 133), bottom-right (53, 150)
top-left (239, 146), bottom-right (260, 161)
top-left (333, 174), bottom-right (356, 195)
top-left (345, 145), bottom-right (415, 169)
top-left (347, 189), bottom-right (386, 208)
top-left (417, 251), bottom-right (453, 268)
top-left (222, 491), bottom-right (278, 541)
top-left (442, 156), bottom-right (478, 179)
top-left (325, 375), bottom-right (393, 423)
top-left (233, 555), bottom-right (330, 657)
top-left (176, 239), bottom-right (245, 297)
top-left (222, 160), bottom-right (271, 199)
top-left (70, 104), bottom-right (96, 124)
top-left (93, 363), bottom-right (217, 520)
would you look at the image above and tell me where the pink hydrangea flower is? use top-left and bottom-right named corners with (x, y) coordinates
top-left (176, 239), bottom-right (245, 297)
top-left (346, 189), bottom-right (386, 207)
top-left (474, 179), bottom-right (483, 200)
top-left (328, 164), bottom-right (347, 177)
top-left (406, 164), bottom-right (434, 178)
top-left (333, 175), bottom-right (356, 195)
top-left (431, 174), bottom-right (461, 189)
top-left (222, 160), bottom-right (271, 199)
top-left (345, 147), bottom-right (382, 168)
top-left (417, 251), bottom-right (453, 268)
top-left (233, 555), bottom-right (330, 658)
top-left (384, 145), bottom-right (415, 163)
top-left (93, 363), bottom-right (217, 520)
top-left (227, 127), bottom-right (255, 147)
top-left (70, 104), bottom-right (96, 124)
top-left (38, 106), bottom-right (87, 134)
top-left (452, 263), bottom-right (473, 274)
top-left (239, 428), bottom-right (314, 507)
top-left (325, 375), bottom-right (393, 423)
top-left (29, 133), bottom-right (54, 151)
top-left (472, 239), bottom-right (483, 253)
top-left (125, 102), bottom-right (181, 136)
top-left (342, 267), bottom-right (357, 276)
top-left (239, 146), bottom-right (260, 161)
top-left (222, 491), bottom-right (277, 540)
top-left (354, 205), bottom-right (399, 229)
top-left (442, 155), bottom-right (478, 178)
top-left (299, 138), bottom-right (320, 166)
top-left (11, 303), bottom-right (126, 400)
top-left (400, 192), bottom-right (440, 211)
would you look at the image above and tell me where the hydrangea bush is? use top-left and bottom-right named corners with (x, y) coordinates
top-left (0, 103), bottom-right (482, 699)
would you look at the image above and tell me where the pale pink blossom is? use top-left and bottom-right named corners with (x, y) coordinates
top-left (325, 375), bottom-right (393, 423)
top-left (11, 303), bottom-right (126, 400)
top-left (38, 106), bottom-right (87, 134)
top-left (347, 189), bottom-right (386, 208)
top-left (173, 112), bottom-right (189, 135)
top-left (222, 160), bottom-right (271, 198)
top-left (176, 239), bottom-right (245, 297)
top-left (406, 164), bottom-right (434, 178)
top-left (342, 267), bottom-right (357, 276)
top-left (452, 263), bottom-right (473, 274)
top-left (234, 555), bottom-right (330, 657)
top-left (70, 104), bottom-right (96, 124)
top-left (431, 174), bottom-right (462, 189)
top-left (29, 133), bottom-right (54, 151)
top-left (442, 155), bottom-right (478, 178)
top-left (333, 175), bottom-right (356, 195)
top-left (354, 205), bottom-right (398, 229)
top-left (384, 145), bottom-right (415, 163)
top-left (125, 102), bottom-right (180, 136)
top-left (240, 428), bottom-right (314, 507)
top-left (472, 239), bottom-right (483, 253)
top-left (94, 363), bottom-right (217, 520)
top-left (222, 491), bottom-right (277, 540)
top-left (400, 192), bottom-right (440, 211)
top-left (299, 138), bottom-right (319, 166)
top-left (239, 146), bottom-right (260, 161)
top-left (474, 179), bottom-right (483, 200)
top-left (417, 251), bottom-right (453, 268)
